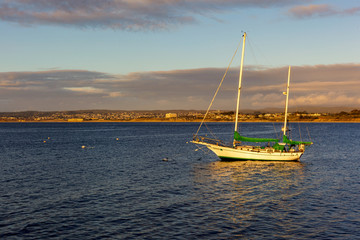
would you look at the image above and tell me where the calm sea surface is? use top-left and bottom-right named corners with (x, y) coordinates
top-left (0, 122), bottom-right (359, 239)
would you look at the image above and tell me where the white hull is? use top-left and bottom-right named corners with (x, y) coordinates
top-left (193, 141), bottom-right (302, 161)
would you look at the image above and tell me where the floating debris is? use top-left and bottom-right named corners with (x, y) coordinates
top-left (81, 145), bottom-right (95, 149)
top-left (162, 157), bottom-right (169, 162)
top-left (116, 138), bottom-right (119, 141)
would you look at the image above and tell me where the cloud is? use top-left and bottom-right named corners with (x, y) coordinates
top-left (0, 64), bottom-right (359, 111)
top-left (0, 0), bottom-right (302, 30)
top-left (0, 70), bottom-right (120, 111)
top-left (63, 87), bottom-right (105, 94)
top-left (288, 4), bottom-right (360, 19)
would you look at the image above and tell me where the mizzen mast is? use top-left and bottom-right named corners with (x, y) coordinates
top-left (283, 66), bottom-right (291, 136)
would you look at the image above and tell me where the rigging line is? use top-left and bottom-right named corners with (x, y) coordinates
top-left (306, 126), bottom-right (313, 143)
top-left (204, 121), bottom-right (217, 140)
top-left (195, 38), bottom-right (242, 136)
top-left (194, 145), bottom-right (211, 155)
top-left (272, 122), bottom-right (279, 139)
top-left (247, 36), bottom-right (258, 66)
top-left (290, 75), bottom-right (304, 142)
top-left (246, 35), bottom-right (272, 67)
top-left (288, 121), bottom-right (292, 139)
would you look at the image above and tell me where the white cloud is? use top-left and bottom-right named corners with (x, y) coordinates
top-left (293, 92), bottom-right (360, 106)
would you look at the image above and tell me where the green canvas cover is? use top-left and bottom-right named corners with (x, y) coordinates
top-left (282, 135), bottom-right (313, 145)
top-left (234, 131), bottom-right (279, 143)
top-left (273, 143), bottom-right (285, 151)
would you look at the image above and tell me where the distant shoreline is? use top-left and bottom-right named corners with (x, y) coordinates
top-left (1, 109), bottom-right (359, 123)
top-left (1, 119), bottom-right (360, 123)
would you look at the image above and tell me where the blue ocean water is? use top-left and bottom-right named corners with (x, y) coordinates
top-left (0, 122), bottom-right (359, 239)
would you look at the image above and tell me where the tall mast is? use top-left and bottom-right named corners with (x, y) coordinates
top-left (234, 32), bottom-right (246, 137)
top-left (283, 66), bottom-right (291, 136)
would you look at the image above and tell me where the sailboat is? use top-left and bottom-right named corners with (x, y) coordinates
top-left (191, 32), bottom-right (313, 161)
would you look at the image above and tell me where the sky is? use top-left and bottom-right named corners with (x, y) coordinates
top-left (0, 0), bottom-right (359, 111)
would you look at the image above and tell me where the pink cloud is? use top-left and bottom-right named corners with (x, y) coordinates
top-left (63, 87), bottom-right (105, 94)
top-left (0, 0), bottom-right (302, 30)
top-left (288, 4), bottom-right (360, 19)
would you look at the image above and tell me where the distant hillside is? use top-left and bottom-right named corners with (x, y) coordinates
top-left (238, 106), bottom-right (359, 114)
top-left (142, 106), bottom-right (360, 114)
top-left (0, 106), bottom-right (359, 115)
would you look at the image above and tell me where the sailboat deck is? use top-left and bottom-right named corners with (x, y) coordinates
top-left (193, 136), bottom-right (304, 154)
top-left (235, 145), bottom-right (303, 153)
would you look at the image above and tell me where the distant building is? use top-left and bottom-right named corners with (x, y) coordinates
top-left (165, 113), bottom-right (177, 118)
top-left (68, 118), bottom-right (84, 122)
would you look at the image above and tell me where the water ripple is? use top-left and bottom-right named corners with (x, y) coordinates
top-left (1, 122), bottom-right (359, 239)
